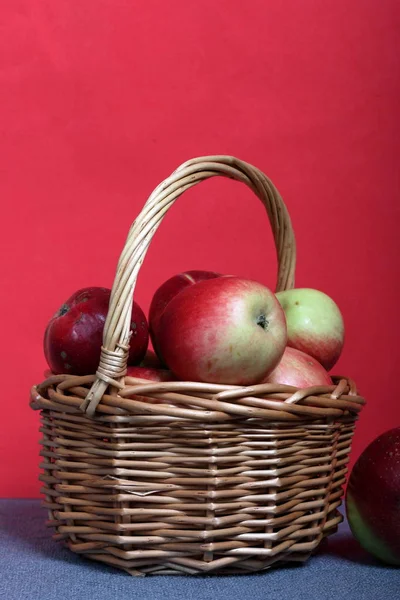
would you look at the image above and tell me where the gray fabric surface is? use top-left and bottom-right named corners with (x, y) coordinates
top-left (0, 499), bottom-right (398, 600)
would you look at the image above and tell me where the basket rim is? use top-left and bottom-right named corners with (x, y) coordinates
top-left (31, 373), bottom-right (365, 423)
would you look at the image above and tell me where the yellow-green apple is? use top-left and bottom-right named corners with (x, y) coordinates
top-left (125, 365), bottom-right (176, 404)
top-left (262, 346), bottom-right (332, 387)
top-left (157, 277), bottom-right (287, 385)
top-left (44, 287), bottom-right (149, 375)
top-left (149, 270), bottom-right (221, 360)
top-left (346, 427), bottom-right (400, 565)
top-left (276, 288), bottom-right (344, 370)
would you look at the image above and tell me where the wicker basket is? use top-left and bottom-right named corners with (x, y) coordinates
top-left (30, 156), bottom-right (364, 576)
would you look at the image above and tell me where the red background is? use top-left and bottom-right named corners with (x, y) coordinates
top-left (1, 1), bottom-right (399, 497)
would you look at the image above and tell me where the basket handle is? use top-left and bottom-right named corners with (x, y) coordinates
top-left (81, 155), bottom-right (296, 416)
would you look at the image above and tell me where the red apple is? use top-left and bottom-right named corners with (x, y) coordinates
top-left (262, 346), bottom-right (332, 388)
top-left (125, 365), bottom-right (176, 404)
top-left (345, 427), bottom-right (400, 566)
top-left (149, 270), bottom-right (221, 360)
top-left (157, 277), bottom-right (287, 385)
top-left (126, 365), bottom-right (175, 382)
top-left (44, 287), bottom-right (149, 375)
top-left (276, 288), bottom-right (345, 370)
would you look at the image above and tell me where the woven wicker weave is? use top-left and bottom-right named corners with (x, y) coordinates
top-left (30, 156), bottom-right (364, 576)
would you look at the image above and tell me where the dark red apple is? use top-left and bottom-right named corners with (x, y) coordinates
top-left (346, 427), bottom-right (400, 565)
top-left (44, 287), bottom-right (149, 375)
top-left (157, 277), bottom-right (287, 385)
top-left (125, 365), bottom-right (176, 404)
top-left (262, 346), bottom-right (332, 387)
top-left (149, 270), bottom-right (221, 359)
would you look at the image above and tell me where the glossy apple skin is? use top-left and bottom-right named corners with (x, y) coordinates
top-left (157, 277), bottom-right (287, 385)
top-left (345, 427), bottom-right (400, 566)
top-left (44, 287), bottom-right (149, 375)
top-left (276, 288), bottom-right (344, 371)
top-left (149, 270), bottom-right (221, 360)
top-left (125, 365), bottom-right (176, 404)
top-left (262, 346), bottom-right (332, 387)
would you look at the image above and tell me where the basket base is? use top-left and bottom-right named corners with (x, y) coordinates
top-left (59, 510), bottom-right (343, 576)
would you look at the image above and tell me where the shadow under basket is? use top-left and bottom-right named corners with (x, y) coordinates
top-left (30, 156), bottom-right (364, 576)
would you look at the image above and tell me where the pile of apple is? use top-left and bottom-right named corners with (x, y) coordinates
top-left (44, 270), bottom-right (345, 391)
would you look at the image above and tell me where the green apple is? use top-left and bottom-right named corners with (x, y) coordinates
top-left (276, 288), bottom-right (344, 370)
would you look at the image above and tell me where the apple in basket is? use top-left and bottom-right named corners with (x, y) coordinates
top-left (345, 427), bottom-right (400, 565)
top-left (149, 270), bottom-right (221, 360)
top-left (157, 276), bottom-right (287, 385)
top-left (44, 287), bottom-right (149, 375)
top-left (126, 365), bottom-right (176, 383)
top-left (276, 288), bottom-right (345, 370)
top-left (125, 365), bottom-right (176, 404)
top-left (262, 346), bottom-right (332, 388)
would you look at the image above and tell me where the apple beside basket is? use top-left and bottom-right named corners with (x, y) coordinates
top-left (30, 156), bottom-right (365, 576)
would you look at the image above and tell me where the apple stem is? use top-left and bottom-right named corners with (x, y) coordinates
top-left (256, 315), bottom-right (268, 330)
